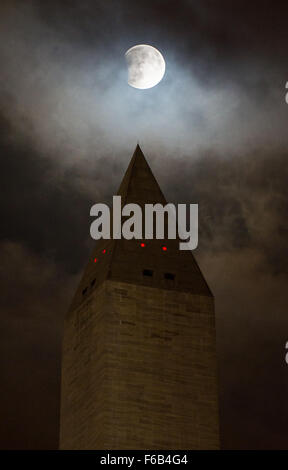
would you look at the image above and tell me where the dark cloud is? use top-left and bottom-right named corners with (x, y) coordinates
top-left (0, 241), bottom-right (77, 449)
top-left (0, 0), bottom-right (288, 449)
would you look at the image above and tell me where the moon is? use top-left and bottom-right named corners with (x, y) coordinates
top-left (125, 44), bottom-right (165, 90)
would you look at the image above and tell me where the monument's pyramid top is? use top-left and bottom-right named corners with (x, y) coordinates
top-left (69, 144), bottom-right (212, 313)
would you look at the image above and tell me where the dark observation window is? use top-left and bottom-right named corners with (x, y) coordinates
top-left (82, 287), bottom-right (88, 295)
top-left (143, 269), bottom-right (153, 277)
top-left (91, 278), bottom-right (96, 287)
top-left (164, 273), bottom-right (175, 280)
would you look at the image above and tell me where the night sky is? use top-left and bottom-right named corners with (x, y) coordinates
top-left (1, 0), bottom-right (288, 449)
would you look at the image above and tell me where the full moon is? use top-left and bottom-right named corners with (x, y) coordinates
top-left (125, 44), bottom-right (165, 89)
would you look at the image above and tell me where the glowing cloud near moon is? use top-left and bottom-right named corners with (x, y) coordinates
top-left (125, 44), bottom-right (165, 89)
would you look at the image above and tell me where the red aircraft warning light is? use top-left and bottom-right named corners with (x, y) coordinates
top-left (162, 246), bottom-right (167, 251)
top-left (140, 243), bottom-right (146, 247)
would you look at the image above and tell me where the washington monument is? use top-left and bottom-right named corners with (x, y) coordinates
top-left (59, 145), bottom-right (220, 449)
